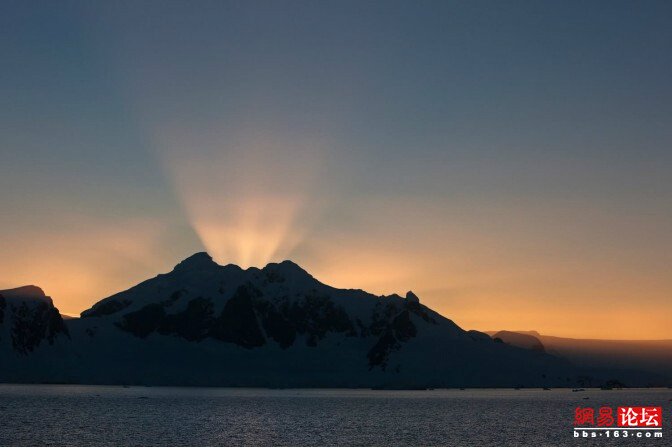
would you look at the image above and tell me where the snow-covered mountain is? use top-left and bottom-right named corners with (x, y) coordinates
top-left (1, 253), bottom-right (588, 387)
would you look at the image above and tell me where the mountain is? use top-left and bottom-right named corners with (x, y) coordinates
top-left (491, 331), bottom-right (545, 352)
top-left (0, 285), bottom-right (69, 355)
top-left (486, 330), bottom-right (672, 386)
top-left (0, 253), bottom-right (657, 388)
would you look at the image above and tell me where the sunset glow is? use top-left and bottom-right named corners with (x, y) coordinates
top-left (154, 129), bottom-right (328, 268)
top-left (1, 1), bottom-right (670, 340)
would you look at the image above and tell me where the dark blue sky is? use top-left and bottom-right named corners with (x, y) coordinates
top-left (1, 1), bottom-right (671, 338)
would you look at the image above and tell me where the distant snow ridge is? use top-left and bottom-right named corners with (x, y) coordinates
top-left (1, 253), bottom-right (582, 388)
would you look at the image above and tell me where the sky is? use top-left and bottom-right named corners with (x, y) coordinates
top-left (1, 1), bottom-right (671, 339)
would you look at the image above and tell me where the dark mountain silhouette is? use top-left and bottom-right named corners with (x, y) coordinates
top-left (0, 253), bottom-right (666, 387)
top-left (491, 330), bottom-right (545, 352)
top-left (0, 286), bottom-right (69, 355)
top-left (487, 329), bottom-right (672, 386)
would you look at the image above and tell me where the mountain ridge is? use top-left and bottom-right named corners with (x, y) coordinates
top-left (1, 253), bottom-right (666, 388)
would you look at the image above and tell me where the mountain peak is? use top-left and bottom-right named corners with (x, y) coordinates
top-left (262, 260), bottom-right (312, 280)
top-left (277, 259), bottom-right (307, 271)
top-left (172, 252), bottom-right (218, 273)
top-left (405, 291), bottom-right (420, 303)
top-left (0, 285), bottom-right (46, 298)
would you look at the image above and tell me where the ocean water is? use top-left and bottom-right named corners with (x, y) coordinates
top-left (0, 385), bottom-right (669, 446)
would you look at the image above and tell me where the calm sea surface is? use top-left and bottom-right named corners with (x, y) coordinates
top-left (0, 385), bottom-right (669, 446)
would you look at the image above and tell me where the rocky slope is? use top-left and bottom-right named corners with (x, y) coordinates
top-left (0, 286), bottom-right (69, 355)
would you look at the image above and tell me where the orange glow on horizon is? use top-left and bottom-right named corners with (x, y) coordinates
top-left (1, 135), bottom-right (669, 340)
top-left (1, 241), bottom-right (669, 340)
